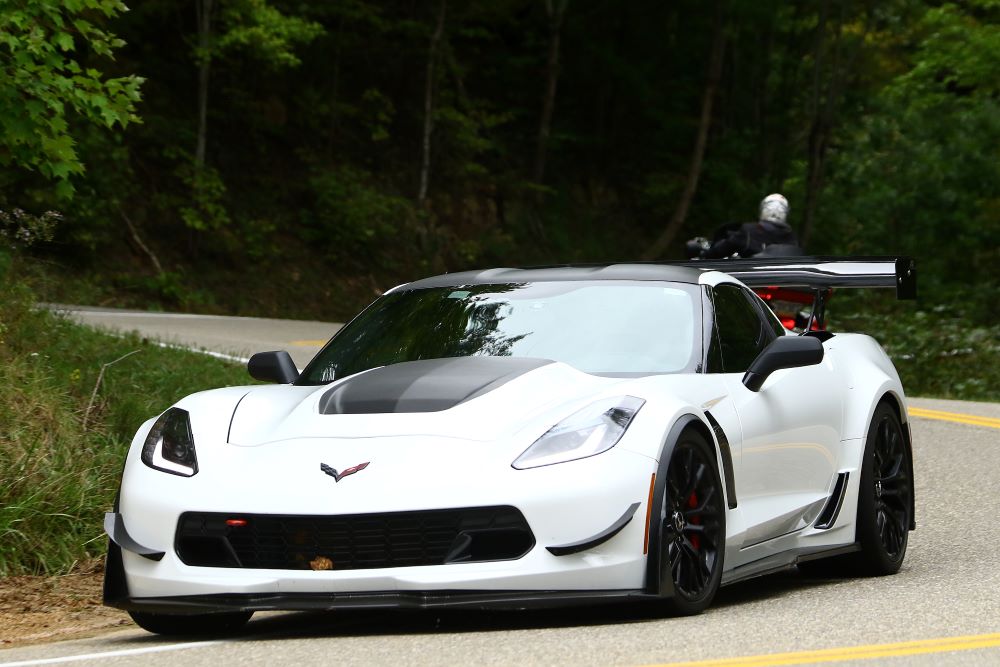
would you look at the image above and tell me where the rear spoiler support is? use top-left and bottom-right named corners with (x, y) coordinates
top-left (805, 288), bottom-right (829, 331)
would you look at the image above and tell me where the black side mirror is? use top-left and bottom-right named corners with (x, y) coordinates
top-left (248, 351), bottom-right (299, 384)
top-left (742, 336), bottom-right (824, 392)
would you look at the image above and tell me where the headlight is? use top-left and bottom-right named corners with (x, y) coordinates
top-left (141, 408), bottom-right (199, 477)
top-left (512, 396), bottom-right (645, 470)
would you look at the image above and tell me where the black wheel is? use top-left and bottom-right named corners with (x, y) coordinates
top-left (661, 430), bottom-right (726, 615)
top-left (129, 610), bottom-right (253, 636)
top-left (852, 402), bottom-right (912, 575)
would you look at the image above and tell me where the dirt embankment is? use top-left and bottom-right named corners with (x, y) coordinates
top-left (0, 560), bottom-right (130, 648)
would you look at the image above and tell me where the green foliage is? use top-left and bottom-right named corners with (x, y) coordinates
top-left (217, 0), bottom-right (323, 68)
top-left (178, 161), bottom-right (230, 232)
top-left (896, 1), bottom-right (1000, 104)
top-left (359, 88), bottom-right (396, 143)
top-left (829, 291), bottom-right (1000, 401)
top-left (0, 0), bottom-right (142, 197)
top-left (3, 0), bottom-right (994, 348)
top-left (303, 166), bottom-right (415, 267)
top-left (435, 104), bottom-right (513, 181)
top-left (0, 280), bottom-right (252, 575)
top-left (816, 0), bottom-right (1000, 316)
top-left (0, 208), bottom-right (60, 249)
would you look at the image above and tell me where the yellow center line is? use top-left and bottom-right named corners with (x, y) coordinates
top-left (909, 407), bottom-right (1000, 430)
top-left (289, 339), bottom-right (327, 347)
top-left (645, 632), bottom-right (1000, 667)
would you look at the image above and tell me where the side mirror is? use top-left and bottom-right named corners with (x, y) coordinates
top-left (742, 336), bottom-right (824, 392)
top-left (248, 351), bottom-right (299, 384)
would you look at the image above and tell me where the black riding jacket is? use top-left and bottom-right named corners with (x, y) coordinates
top-left (702, 221), bottom-right (798, 259)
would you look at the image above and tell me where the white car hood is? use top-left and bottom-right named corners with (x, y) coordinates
top-left (227, 358), bottom-right (629, 446)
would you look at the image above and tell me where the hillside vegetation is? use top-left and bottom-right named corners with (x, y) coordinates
top-left (1, 0), bottom-right (997, 321)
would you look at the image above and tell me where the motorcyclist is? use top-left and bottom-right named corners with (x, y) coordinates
top-left (687, 193), bottom-right (800, 259)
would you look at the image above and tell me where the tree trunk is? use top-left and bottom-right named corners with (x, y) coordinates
top-left (800, 0), bottom-right (829, 247)
top-left (329, 18), bottom-right (344, 140)
top-left (801, 0), bottom-right (869, 246)
top-left (533, 0), bottom-right (569, 185)
top-left (417, 0), bottom-right (447, 204)
top-left (194, 0), bottom-right (213, 169)
top-left (802, 118), bottom-right (830, 248)
top-left (642, 10), bottom-right (727, 261)
top-left (121, 209), bottom-right (164, 276)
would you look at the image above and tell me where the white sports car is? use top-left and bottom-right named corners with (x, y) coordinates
top-left (104, 258), bottom-right (917, 635)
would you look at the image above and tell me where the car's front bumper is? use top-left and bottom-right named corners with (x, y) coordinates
top-left (109, 436), bottom-right (660, 605)
top-left (104, 538), bottom-right (661, 614)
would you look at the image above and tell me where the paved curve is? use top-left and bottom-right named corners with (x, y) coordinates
top-left (47, 305), bottom-right (342, 369)
top-left (3, 308), bottom-right (999, 666)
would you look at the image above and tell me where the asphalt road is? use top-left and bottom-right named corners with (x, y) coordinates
top-left (3, 308), bottom-right (999, 667)
top-left (48, 305), bottom-right (342, 369)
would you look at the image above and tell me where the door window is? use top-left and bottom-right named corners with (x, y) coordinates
top-left (711, 285), bottom-right (774, 373)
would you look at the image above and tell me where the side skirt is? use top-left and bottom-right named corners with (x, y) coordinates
top-left (720, 544), bottom-right (861, 587)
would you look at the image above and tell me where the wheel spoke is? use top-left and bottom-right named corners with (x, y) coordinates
top-left (884, 504), bottom-right (909, 529)
top-left (682, 462), bottom-right (706, 500)
top-left (680, 539), bottom-right (705, 590)
top-left (684, 486), bottom-right (716, 517)
top-left (877, 504), bottom-right (905, 555)
top-left (878, 453), bottom-right (903, 480)
top-left (880, 511), bottom-right (902, 555)
top-left (671, 549), bottom-right (684, 584)
top-left (667, 473), bottom-right (683, 506)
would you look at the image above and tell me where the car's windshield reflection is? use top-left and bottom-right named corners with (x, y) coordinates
top-left (299, 281), bottom-right (698, 383)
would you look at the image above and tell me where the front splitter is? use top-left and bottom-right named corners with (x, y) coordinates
top-left (111, 589), bottom-right (662, 614)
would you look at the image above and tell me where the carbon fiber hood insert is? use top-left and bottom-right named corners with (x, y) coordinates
top-left (317, 357), bottom-right (553, 415)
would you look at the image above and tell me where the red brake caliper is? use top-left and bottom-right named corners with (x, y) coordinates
top-left (688, 491), bottom-right (701, 550)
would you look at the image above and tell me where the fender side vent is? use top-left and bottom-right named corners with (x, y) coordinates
top-left (814, 472), bottom-right (850, 529)
top-left (704, 411), bottom-right (737, 510)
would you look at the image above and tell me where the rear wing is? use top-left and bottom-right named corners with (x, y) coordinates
top-left (677, 256), bottom-right (916, 300)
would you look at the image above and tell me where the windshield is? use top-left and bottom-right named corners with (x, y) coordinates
top-left (299, 281), bottom-right (700, 383)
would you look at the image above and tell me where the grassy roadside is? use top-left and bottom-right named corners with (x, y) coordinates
top-left (0, 282), bottom-right (252, 576)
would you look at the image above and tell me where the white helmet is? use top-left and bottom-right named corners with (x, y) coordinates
top-left (759, 193), bottom-right (789, 225)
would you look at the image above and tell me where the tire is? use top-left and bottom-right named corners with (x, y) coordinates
top-left (129, 610), bottom-right (253, 636)
top-left (660, 429), bottom-right (726, 615)
top-left (851, 402), bottom-right (912, 575)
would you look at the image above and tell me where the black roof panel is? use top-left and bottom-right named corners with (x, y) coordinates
top-left (400, 263), bottom-right (706, 290)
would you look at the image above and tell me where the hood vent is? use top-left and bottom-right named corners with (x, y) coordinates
top-left (318, 357), bottom-right (553, 415)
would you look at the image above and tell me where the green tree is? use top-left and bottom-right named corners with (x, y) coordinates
top-left (193, 0), bottom-right (322, 170)
top-left (185, 0), bottom-right (322, 232)
top-left (817, 0), bottom-right (1000, 310)
top-left (0, 0), bottom-right (142, 199)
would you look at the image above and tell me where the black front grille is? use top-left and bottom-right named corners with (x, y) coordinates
top-left (176, 506), bottom-right (534, 570)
